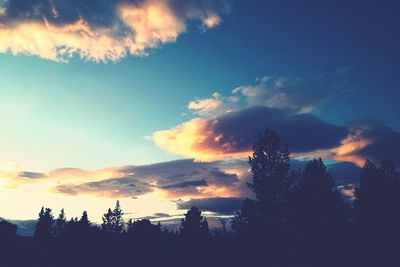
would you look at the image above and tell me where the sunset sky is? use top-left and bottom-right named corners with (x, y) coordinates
top-left (0, 0), bottom-right (399, 223)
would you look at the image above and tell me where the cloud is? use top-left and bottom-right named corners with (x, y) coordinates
top-left (332, 120), bottom-right (400, 167)
top-left (154, 73), bottom-right (400, 168)
top-left (188, 92), bottom-right (224, 116)
top-left (55, 177), bottom-right (153, 198)
top-left (18, 171), bottom-right (47, 179)
top-left (153, 74), bottom-right (355, 162)
top-left (51, 159), bottom-right (242, 198)
top-left (153, 106), bottom-right (348, 161)
top-left (185, 74), bottom-right (351, 118)
top-left (0, 0), bottom-right (225, 61)
top-left (232, 76), bottom-right (329, 114)
top-left (162, 179), bottom-right (208, 189)
top-left (177, 197), bottom-right (244, 214)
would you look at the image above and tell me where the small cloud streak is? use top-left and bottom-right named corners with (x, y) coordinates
top-left (177, 197), bottom-right (244, 215)
top-left (0, 0), bottom-right (224, 61)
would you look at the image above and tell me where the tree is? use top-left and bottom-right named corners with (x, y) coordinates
top-left (354, 160), bottom-right (400, 227)
top-left (231, 198), bottom-right (258, 237)
top-left (102, 200), bottom-right (125, 234)
top-left (289, 158), bottom-right (345, 266)
top-left (247, 129), bottom-right (293, 223)
top-left (79, 211), bottom-right (91, 229)
top-left (353, 160), bottom-right (400, 265)
top-left (180, 207), bottom-right (209, 239)
top-left (53, 209), bottom-right (67, 237)
top-left (34, 207), bottom-right (54, 242)
top-left (127, 219), bottom-right (160, 239)
top-left (290, 158), bottom-right (344, 229)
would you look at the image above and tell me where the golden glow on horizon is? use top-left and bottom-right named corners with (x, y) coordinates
top-left (0, 162), bottom-right (244, 220)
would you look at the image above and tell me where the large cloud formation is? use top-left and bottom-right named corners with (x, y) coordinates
top-left (154, 106), bottom-right (348, 161)
top-left (153, 76), bottom-right (350, 161)
top-left (153, 76), bottom-right (400, 168)
top-left (0, 0), bottom-right (225, 61)
top-left (22, 159), bottom-right (246, 199)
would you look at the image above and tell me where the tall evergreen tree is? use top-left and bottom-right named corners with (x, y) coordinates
top-left (53, 208), bottom-right (67, 237)
top-left (34, 207), bottom-right (54, 242)
top-left (79, 211), bottom-right (91, 228)
top-left (289, 158), bottom-right (345, 266)
top-left (353, 160), bottom-right (400, 265)
top-left (290, 158), bottom-right (344, 229)
top-left (101, 200), bottom-right (125, 234)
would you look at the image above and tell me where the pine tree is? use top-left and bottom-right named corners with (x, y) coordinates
top-left (101, 200), bottom-right (125, 234)
top-left (112, 200), bottom-right (124, 234)
top-left (34, 207), bottom-right (54, 242)
top-left (353, 160), bottom-right (400, 265)
top-left (289, 158), bottom-right (345, 266)
top-left (53, 208), bottom-right (67, 237)
top-left (290, 158), bottom-right (344, 230)
top-left (79, 211), bottom-right (91, 228)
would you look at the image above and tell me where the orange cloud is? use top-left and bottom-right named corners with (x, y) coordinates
top-left (331, 129), bottom-right (372, 167)
top-left (152, 118), bottom-right (251, 162)
top-left (0, 0), bottom-right (222, 61)
top-left (201, 13), bottom-right (221, 28)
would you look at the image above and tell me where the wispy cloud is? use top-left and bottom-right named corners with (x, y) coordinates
top-left (0, 0), bottom-right (226, 61)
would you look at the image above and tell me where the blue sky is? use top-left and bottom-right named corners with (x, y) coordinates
top-left (0, 0), bottom-right (399, 221)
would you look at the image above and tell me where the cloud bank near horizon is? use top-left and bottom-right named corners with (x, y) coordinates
top-left (0, 0), bottom-right (225, 61)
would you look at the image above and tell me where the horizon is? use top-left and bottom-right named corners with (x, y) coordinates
top-left (0, 0), bottom-right (399, 224)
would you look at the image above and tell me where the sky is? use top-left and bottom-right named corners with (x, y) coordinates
top-left (0, 0), bottom-right (399, 223)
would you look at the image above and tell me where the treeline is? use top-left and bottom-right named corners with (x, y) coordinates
top-left (1, 129), bottom-right (400, 267)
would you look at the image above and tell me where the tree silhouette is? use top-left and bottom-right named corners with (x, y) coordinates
top-left (180, 207), bottom-right (209, 239)
top-left (79, 211), bottom-right (91, 229)
top-left (102, 200), bottom-right (125, 234)
top-left (290, 158), bottom-right (344, 227)
top-left (289, 158), bottom-right (345, 266)
top-left (127, 218), bottom-right (160, 239)
top-left (353, 160), bottom-right (400, 265)
top-left (53, 208), bottom-right (67, 237)
top-left (34, 207), bottom-right (54, 242)
top-left (231, 198), bottom-right (258, 237)
top-left (247, 129), bottom-right (293, 224)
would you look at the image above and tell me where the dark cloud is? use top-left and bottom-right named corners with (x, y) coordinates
top-left (55, 177), bottom-right (153, 197)
top-left (177, 197), bottom-right (244, 215)
top-left (162, 179), bottom-right (208, 189)
top-left (207, 106), bottom-right (348, 153)
top-left (18, 171), bottom-right (47, 179)
top-left (54, 159), bottom-right (239, 198)
top-left (350, 121), bottom-right (400, 166)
